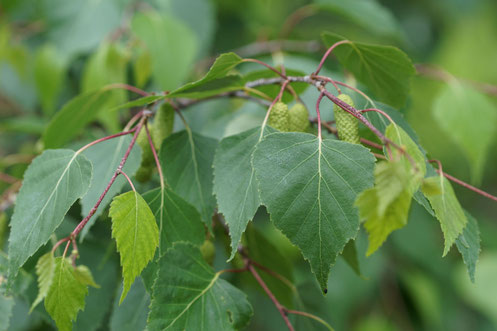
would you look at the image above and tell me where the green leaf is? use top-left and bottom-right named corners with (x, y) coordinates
top-left (0, 295), bottom-right (14, 331)
top-left (160, 130), bottom-right (218, 229)
top-left (433, 84), bottom-right (497, 183)
top-left (143, 187), bottom-right (205, 255)
top-left (341, 240), bottom-right (362, 276)
top-left (213, 126), bottom-right (275, 260)
top-left (322, 32), bottom-right (415, 108)
top-left (253, 132), bottom-right (375, 291)
top-left (31, 252), bottom-right (55, 312)
top-left (74, 265), bottom-right (99, 288)
top-left (80, 135), bottom-right (142, 240)
top-left (316, 0), bottom-right (402, 39)
top-left (131, 11), bottom-right (197, 91)
top-left (422, 176), bottom-right (467, 256)
top-left (110, 278), bottom-right (149, 331)
top-left (456, 211), bottom-right (480, 283)
top-left (356, 161), bottom-right (413, 255)
top-left (148, 243), bottom-right (253, 330)
top-left (43, 88), bottom-right (113, 149)
top-left (45, 258), bottom-right (95, 331)
top-left (8, 149), bottom-right (92, 279)
top-left (109, 191), bottom-right (159, 303)
top-left (34, 44), bottom-right (66, 116)
top-left (169, 52), bottom-right (244, 98)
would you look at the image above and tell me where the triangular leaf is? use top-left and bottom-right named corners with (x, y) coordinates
top-left (213, 126), bottom-right (275, 260)
top-left (74, 265), bottom-right (100, 288)
top-left (80, 135), bottom-right (142, 240)
top-left (422, 176), bottom-right (467, 256)
top-left (31, 252), bottom-right (55, 312)
top-left (322, 32), bottom-right (415, 108)
top-left (8, 149), bottom-right (92, 280)
top-left (45, 258), bottom-right (94, 331)
top-left (253, 132), bottom-right (375, 291)
top-left (143, 187), bottom-right (205, 255)
top-left (109, 191), bottom-right (159, 303)
top-left (148, 243), bottom-right (253, 330)
top-left (433, 84), bottom-right (497, 183)
top-left (456, 211), bottom-right (481, 283)
top-left (160, 130), bottom-right (218, 229)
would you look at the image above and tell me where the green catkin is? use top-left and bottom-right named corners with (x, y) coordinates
top-left (288, 103), bottom-right (310, 132)
top-left (333, 94), bottom-right (360, 144)
top-left (135, 103), bottom-right (175, 182)
top-left (200, 240), bottom-right (215, 265)
top-left (268, 101), bottom-right (290, 132)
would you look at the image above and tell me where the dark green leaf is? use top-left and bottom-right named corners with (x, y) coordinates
top-left (456, 211), bottom-right (480, 283)
top-left (148, 243), bottom-right (253, 330)
top-left (253, 132), bottom-right (375, 290)
top-left (322, 32), bottom-right (415, 108)
top-left (110, 278), bottom-right (149, 331)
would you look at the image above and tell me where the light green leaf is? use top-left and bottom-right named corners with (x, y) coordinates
top-left (433, 84), bottom-right (497, 183)
top-left (422, 176), bottom-right (467, 256)
top-left (456, 211), bottom-right (480, 283)
top-left (213, 126), bottom-right (275, 260)
top-left (80, 135), bottom-right (142, 240)
top-left (356, 161), bottom-right (413, 255)
top-left (34, 44), bottom-right (66, 116)
top-left (31, 252), bottom-right (55, 312)
top-left (160, 130), bottom-right (218, 229)
top-left (8, 149), bottom-right (92, 280)
top-left (109, 191), bottom-right (159, 303)
top-left (322, 32), bottom-right (415, 108)
top-left (143, 187), bottom-right (205, 255)
top-left (316, 0), bottom-right (402, 39)
top-left (169, 52), bottom-right (244, 98)
top-left (45, 258), bottom-right (94, 331)
top-left (43, 88), bottom-right (113, 149)
top-left (74, 265), bottom-right (99, 288)
top-left (148, 243), bottom-right (253, 330)
top-left (110, 278), bottom-right (149, 331)
top-left (253, 132), bottom-right (375, 291)
top-left (131, 11), bottom-right (197, 91)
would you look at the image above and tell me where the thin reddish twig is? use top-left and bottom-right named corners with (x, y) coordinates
top-left (119, 170), bottom-right (136, 192)
top-left (360, 108), bottom-right (394, 124)
top-left (314, 40), bottom-right (351, 76)
top-left (316, 91), bottom-right (325, 139)
top-left (144, 123), bottom-right (164, 189)
top-left (106, 83), bottom-right (150, 97)
top-left (0, 173), bottom-right (18, 184)
top-left (76, 129), bottom-right (136, 154)
top-left (242, 58), bottom-right (287, 79)
top-left (261, 81), bottom-right (290, 128)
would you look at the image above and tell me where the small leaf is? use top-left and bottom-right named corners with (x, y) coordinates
top-left (31, 252), bottom-right (55, 312)
top-left (422, 176), bottom-right (467, 256)
top-left (213, 126), bottom-right (275, 259)
top-left (433, 84), bottom-right (497, 183)
top-left (8, 150), bottom-right (92, 280)
top-left (143, 187), bottom-right (205, 255)
top-left (74, 265), bottom-right (99, 288)
top-left (322, 32), bottom-right (415, 108)
top-left (253, 132), bottom-right (375, 291)
top-left (45, 258), bottom-right (93, 331)
top-left (456, 211), bottom-right (480, 283)
top-left (131, 11), bottom-right (197, 91)
top-left (341, 240), bottom-right (362, 276)
top-left (43, 89), bottom-right (114, 149)
top-left (148, 243), bottom-right (253, 330)
top-left (80, 135), bottom-right (142, 240)
top-left (109, 191), bottom-right (159, 303)
top-left (356, 161), bottom-right (413, 255)
top-left (169, 52), bottom-right (244, 98)
top-left (160, 130), bottom-right (218, 229)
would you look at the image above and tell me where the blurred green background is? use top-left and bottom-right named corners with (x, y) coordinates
top-left (1, 0), bottom-right (496, 330)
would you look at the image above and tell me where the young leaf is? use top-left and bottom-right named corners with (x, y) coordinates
top-left (433, 84), bottom-right (497, 183)
top-left (169, 52), bottom-right (244, 98)
top-left (143, 187), bottom-right (205, 254)
top-left (80, 135), bottom-right (142, 240)
top-left (31, 252), bottom-right (55, 312)
top-left (43, 88), bottom-right (114, 149)
top-left (148, 243), bottom-right (253, 330)
top-left (45, 258), bottom-right (97, 331)
top-left (131, 11), bottom-right (197, 91)
top-left (109, 191), bottom-right (159, 303)
top-left (422, 176), bottom-right (467, 256)
top-left (160, 130), bottom-right (218, 229)
top-left (356, 161), bottom-right (413, 255)
top-left (456, 211), bottom-right (480, 283)
top-left (213, 126), bottom-right (275, 260)
top-left (8, 149), bottom-right (92, 280)
top-left (322, 32), bottom-right (415, 108)
top-left (252, 132), bottom-right (375, 291)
